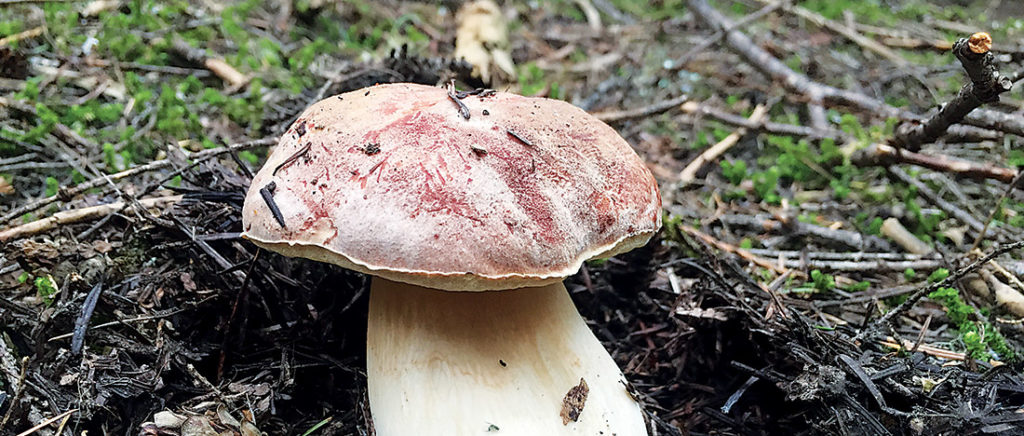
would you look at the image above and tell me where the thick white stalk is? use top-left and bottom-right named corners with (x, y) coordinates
top-left (367, 278), bottom-right (646, 436)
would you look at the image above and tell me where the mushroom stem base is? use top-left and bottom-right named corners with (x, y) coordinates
top-left (367, 278), bottom-right (646, 436)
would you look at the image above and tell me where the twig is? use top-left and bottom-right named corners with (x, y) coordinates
top-left (853, 143), bottom-right (1017, 184)
top-left (506, 129), bottom-right (533, 146)
top-left (679, 101), bottom-right (997, 143)
top-left (891, 33), bottom-right (1013, 151)
top-left (169, 36), bottom-right (248, 88)
top-left (880, 336), bottom-right (1002, 365)
top-left (678, 99), bottom-right (841, 138)
top-left (744, 249), bottom-right (935, 262)
top-left (676, 0), bottom-right (785, 66)
top-left (852, 239), bottom-right (1024, 343)
top-left (0, 26), bottom-right (44, 46)
top-left (259, 182), bottom-right (286, 228)
top-left (0, 357), bottom-right (27, 432)
top-left (272, 142), bottom-right (311, 175)
top-left (686, 0), bottom-right (910, 121)
top-left (573, 0), bottom-right (602, 31)
top-left (591, 94), bottom-right (690, 123)
top-left (678, 224), bottom-right (788, 274)
top-left (48, 309), bottom-right (187, 342)
top-left (0, 136), bottom-right (276, 225)
top-left (0, 195), bottom-right (183, 242)
top-left (879, 36), bottom-right (952, 52)
top-left (446, 80), bottom-right (471, 120)
top-left (879, 218), bottom-right (932, 255)
top-left (761, 258), bottom-right (941, 272)
top-left (13, 409), bottom-right (78, 436)
top-left (687, 0), bottom-right (1024, 137)
top-left (758, 0), bottom-right (906, 66)
top-left (970, 171), bottom-right (1024, 253)
top-left (71, 281), bottom-right (104, 355)
top-left (886, 166), bottom-right (988, 236)
top-left (716, 214), bottom-right (890, 250)
top-left (679, 104), bottom-right (767, 184)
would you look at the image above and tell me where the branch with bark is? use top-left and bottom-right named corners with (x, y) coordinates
top-left (891, 33), bottom-right (1013, 151)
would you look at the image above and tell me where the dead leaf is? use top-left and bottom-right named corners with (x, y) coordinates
top-left (180, 416), bottom-right (219, 436)
top-left (153, 410), bottom-right (187, 429)
top-left (455, 0), bottom-right (515, 84)
top-left (559, 377), bottom-right (589, 425)
top-left (92, 239), bottom-right (113, 254)
top-left (181, 272), bottom-right (197, 292)
top-left (0, 176), bottom-right (13, 195)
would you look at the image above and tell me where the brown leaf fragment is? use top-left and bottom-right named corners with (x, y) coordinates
top-left (0, 176), bottom-right (13, 195)
top-left (560, 377), bottom-right (589, 425)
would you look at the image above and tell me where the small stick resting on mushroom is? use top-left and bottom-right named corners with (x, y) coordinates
top-left (242, 83), bottom-right (658, 435)
top-left (446, 80), bottom-right (471, 120)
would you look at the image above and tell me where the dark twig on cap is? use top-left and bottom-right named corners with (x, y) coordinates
top-left (447, 80), bottom-right (471, 120)
top-left (273, 142), bottom-right (311, 176)
top-left (362, 143), bottom-right (381, 155)
top-left (891, 32), bottom-right (1013, 151)
top-left (259, 181), bottom-right (286, 228)
top-left (471, 145), bottom-right (488, 156)
top-left (456, 88), bottom-right (497, 99)
top-left (506, 129), bottom-right (533, 146)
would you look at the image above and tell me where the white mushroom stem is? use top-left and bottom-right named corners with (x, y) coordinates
top-left (367, 278), bottom-right (647, 436)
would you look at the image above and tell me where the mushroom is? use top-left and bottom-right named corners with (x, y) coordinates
top-left (242, 83), bottom-right (661, 435)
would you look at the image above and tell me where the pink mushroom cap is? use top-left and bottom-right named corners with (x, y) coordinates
top-left (242, 83), bottom-right (661, 291)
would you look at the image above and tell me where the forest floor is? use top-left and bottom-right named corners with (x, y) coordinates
top-left (2, 0), bottom-right (1024, 435)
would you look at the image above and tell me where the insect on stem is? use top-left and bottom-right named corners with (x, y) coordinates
top-left (273, 142), bottom-right (312, 175)
top-left (259, 181), bottom-right (286, 228)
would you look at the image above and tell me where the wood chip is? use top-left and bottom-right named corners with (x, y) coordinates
top-left (559, 377), bottom-right (589, 425)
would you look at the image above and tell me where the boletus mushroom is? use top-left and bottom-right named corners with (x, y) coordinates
top-left (242, 83), bottom-right (661, 435)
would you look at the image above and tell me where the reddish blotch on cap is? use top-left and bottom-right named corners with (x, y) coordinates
top-left (242, 83), bottom-right (661, 291)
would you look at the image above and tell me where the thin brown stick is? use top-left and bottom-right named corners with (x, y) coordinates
top-left (887, 166), bottom-right (988, 236)
top-left (891, 33), bottom-right (1013, 151)
top-left (879, 37), bottom-right (952, 52)
top-left (853, 239), bottom-right (1024, 343)
top-left (687, 0), bottom-right (1024, 136)
top-left (756, 0), bottom-right (906, 65)
top-left (853, 143), bottom-right (1017, 184)
top-left (676, 0), bottom-right (785, 66)
top-left (679, 224), bottom-right (788, 275)
top-left (0, 195), bottom-right (182, 242)
top-left (14, 409), bottom-right (78, 436)
top-left (679, 104), bottom-right (767, 184)
top-left (0, 137), bottom-right (276, 226)
top-left (591, 94), bottom-right (690, 123)
top-left (717, 214), bottom-right (890, 250)
top-left (0, 26), bottom-right (44, 46)
top-left (170, 36), bottom-right (248, 88)
top-left (970, 171), bottom-right (1024, 253)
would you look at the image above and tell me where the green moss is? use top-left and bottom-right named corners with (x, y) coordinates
top-left (928, 287), bottom-right (1017, 362)
top-left (810, 270), bottom-right (835, 291)
top-left (928, 268), bottom-right (949, 283)
top-left (34, 274), bottom-right (59, 306)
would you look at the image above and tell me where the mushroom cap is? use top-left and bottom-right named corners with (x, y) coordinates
top-left (242, 83), bottom-right (661, 291)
